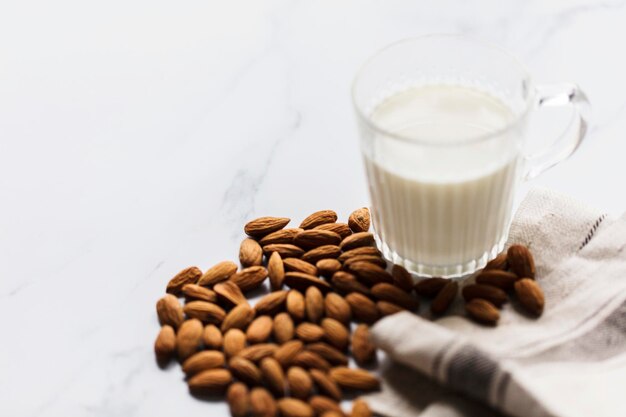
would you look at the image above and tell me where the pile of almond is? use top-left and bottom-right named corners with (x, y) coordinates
top-left (154, 208), bottom-right (544, 417)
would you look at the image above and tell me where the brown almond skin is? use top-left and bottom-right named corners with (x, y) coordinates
top-left (284, 258), bottom-right (318, 276)
top-left (229, 356), bottom-right (263, 385)
top-left (285, 272), bottom-right (332, 293)
top-left (182, 350), bottom-right (225, 376)
top-left (278, 397), bottom-right (314, 417)
top-left (377, 301), bottom-right (405, 317)
top-left (154, 325), bottom-right (176, 364)
top-left (223, 328), bottom-right (247, 358)
top-left (286, 290), bottom-right (306, 322)
top-left (371, 283), bottom-right (419, 310)
top-left (188, 368), bottom-right (232, 394)
top-left (221, 303), bottom-right (255, 332)
top-left (240, 238), bottom-right (263, 267)
top-left (238, 343), bottom-right (279, 362)
top-left (227, 382), bottom-right (251, 417)
top-left (465, 298), bottom-right (500, 325)
top-left (339, 232), bottom-right (375, 251)
top-left (251, 387), bottom-right (278, 417)
top-left (514, 278), bottom-right (545, 316)
top-left (348, 207), bottom-right (371, 233)
top-left (184, 300), bottom-right (227, 325)
top-left (260, 228), bottom-right (302, 246)
top-left (287, 366), bottom-right (313, 399)
top-left (348, 261), bottom-right (393, 286)
top-left (274, 340), bottom-right (304, 368)
top-left (166, 266), bottom-right (202, 296)
top-left (331, 271), bottom-right (371, 296)
top-left (267, 251), bottom-right (285, 291)
top-left (310, 369), bottom-right (342, 401)
top-left (263, 244), bottom-right (305, 259)
top-left (321, 318), bottom-right (350, 350)
top-left (273, 312), bottom-right (295, 344)
top-left (338, 247), bottom-right (382, 262)
top-left (245, 216), bottom-right (290, 238)
top-left (300, 210), bottom-right (338, 229)
top-left (295, 322), bottom-right (325, 343)
top-left (343, 255), bottom-right (387, 270)
top-left (182, 284), bottom-right (217, 303)
top-left (214, 280), bottom-right (249, 307)
top-left (260, 357), bottom-right (286, 396)
top-left (316, 258), bottom-right (342, 278)
top-left (309, 396), bottom-right (342, 415)
top-left (315, 223), bottom-right (352, 239)
top-left (352, 324), bottom-right (376, 365)
top-left (414, 277), bottom-right (448, 298)
top-left (305, 286), bottom-right (324, 323)
top-left (391, 264), bottom-right (414, 292)
top-left (198, 260), bottom-right (238, 286)
top-left (351, 398), bottom-right (372, 417)
top-left (431, 281), bottom-right (459, 315)
top-left (176, 318), bottom-right (203, 361)
top-left (247, 315), bottom-right (274, 344)
top-left (202, 324), bottom-right (223, 350)
top-left (306, 342), bottom-right (349, 366)
top-left (255, 290), bottom-right (288, 316)
top-left (230, 266), bottom-right (268, 292)
top-left (301, 245), bottom-right (342, 264)
top-left (475, 270), bottom-right (519, 290)
top-left (329, 367), bottom-right (380, 391)
top-left (294, 229), bottom-right (342, 250)
top-left (507, 244), bottom-right (536, 278)
top-left (462, 284), bottom-right (508, 307)
top-left (324, 292), bottom-right (352, 324)
top-left (345, 292), bottom-right (380, 324)
top-left (292, 350), bottom-right (331, 371)
top-left (156, 294), bottom-right (184, 329)
top-left (484, 252), bottom-right (508, 271)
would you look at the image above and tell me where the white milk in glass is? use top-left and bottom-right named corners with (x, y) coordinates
top-left (364, 84), bottom-right (522, 273)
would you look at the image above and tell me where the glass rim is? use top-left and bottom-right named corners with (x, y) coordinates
top-left (351, 34), bottom-right (534, 146)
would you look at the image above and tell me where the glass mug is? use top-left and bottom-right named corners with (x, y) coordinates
top-left (352, 35), bottom-right (590, 277)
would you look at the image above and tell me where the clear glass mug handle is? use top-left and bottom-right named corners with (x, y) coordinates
top-left (524, 83), bottom-right (591, 180)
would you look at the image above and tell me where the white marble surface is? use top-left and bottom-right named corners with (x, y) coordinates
top-left (1, 0), bottom-right (625, 416)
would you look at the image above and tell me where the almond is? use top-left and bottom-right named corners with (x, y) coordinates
top-left (337, 247), bottom-right (381, 263)
top-left (284, 258), bottom-right (318, 276)
top-left (300, 210), bottom-right (338, 230)
top-left (286, 289), bottom-right (306, 322)
top-left (182, 283), bottom-right (217, 303)
top-left (247, 315), bottom-right (273, 344)
top-left (274, 340), bottom-right (304, 367)
top-left (339, 232), bottom-right (375, 251)
top-left (166, 266), bottom-right (202, 295)
top-left (391, 264), bottom-right (414, 292)
top-left (348, 262), bottom-right (393, 286)
top-left (285, 272), bottom-right (332, 293)
top-left (331, 272), bottom-right (370, 296)
top-left (202, 324), bottom-right (223, 350)
top-left (324, 293), bottom-right (352, 324)
top-left (198, 260), bottom-right (238, 286)
top-left (310, 369), bottom-right (342, 401)
top-left (343, 255), bottom-right (387, 270)
top-left (305, 286), bottom-right (324, 323)
top-left (260, 357), bottom-right (286, 396)
top-left (267, 251), bottom-right (286, 291)
top-left (273, 312), bottom-right (295, 344)
top-left (475, 270), bottom-right (519, 290)
top-left (227, 382), bottom-right (250, 417)
top-left (176, 318), bottom-right (203, 361)
top-left (154, 325), bottom-right (176, 363)
top-left (221, 303), bottom-right (255, 332)
top-left (321, 318), bottom-right (349, 350)
top-left (484, 252), bottom-right (508, 271)
top-left (245, 216), bottom-right (290, 238)
top-left (250, 387), bottom-right (278, 417)
top-left (229, 356), bottom-right (263, 385)
top-left (307, 342), bottom-right (349, 366)
top-left (321, 411), bottom-right (344, 417)
top-left (260, 228), bottom-right (303, 246)
top-left (263, 244), bottom-right (305, 259)
top-left (294, 229), bottom-right (342, 250)
top-left (287, 366), bottom-right (313, 399)
top-left (514, 278), bottom-right (545, 316)
top-left (352, 324), bottom-right (376, 365)
top-left (316, 259), bottom-right (342, 278)
top-left (414, 277), bottom-right (449, 298)
top-left (223, 328), bottom-right (247, 358)
top-left (292, 350), bottom-right (331, 371)
top-left (278, 398), bottom-right (314, 417)
top-left (315, 223), bottom-right (352, 239)
top-left (348, 207), bottom-right (370, 233)
top-left (345, 293), bottom-right (379, 324)
top-left (184, 300), bottom-right (226, 324)
top-left (240, 238), bottom-right (263, 267)
top-left (295, 322), bottom-right (325, 343)
top-left (309, 396), bottom-right (342, 415)
top-left (371, 283), bottom-right (419, 310)
top-left (182, 350), bottom-right (225, 376)
top-left (238, 343), bottom-right (278, 362)
top-left (255, 290), bottom-right (288, 316)
top-left (431, 281), bottom-right (458, 315)
top-left (462, 284), bottom-right (507, 307)
top-left (231, 266), bottom-right (268, 292)
top-left (376, 301), bottom-right (405, 317)
top-left (465, 298), bottom-right (500, 325)
top-left (214, 280), bottom-right (249, 307)
top-left (351, 398), bottom-right (372, 417)
top-left (156, 294), bottom-right (184, 328)
top-left (188, 368), bottom-right (232, 393)
top-left (329, 367), bottom-right (380, 391)
top-left (302, 245), bottom-right (342, 264)
top-left (507, 244), bottom-right (535, 278)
